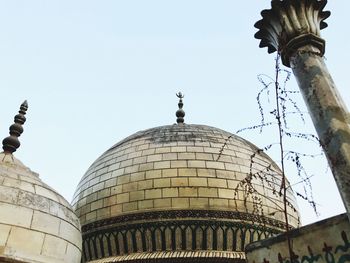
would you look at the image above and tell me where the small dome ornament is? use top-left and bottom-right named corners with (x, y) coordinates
top-left (176, 92), bottom-right (185, 124)
top-left (2, 100), bottom-right (28, 154)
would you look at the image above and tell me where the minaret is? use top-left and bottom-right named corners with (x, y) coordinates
top-left (2, 100), bottom-right (28, 154)
top-left (176, 92), bottom-right (185, 124)
top-left (255, 0), bottom-right (350, 218)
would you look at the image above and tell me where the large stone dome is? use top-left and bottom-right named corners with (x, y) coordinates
top-left (72, 124), bottom-right (300, 263)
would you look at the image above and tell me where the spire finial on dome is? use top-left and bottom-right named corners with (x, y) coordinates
top-left (2, 100), bottom-right (28, 154)
top-left (176, 92), bottom-right (185, 124)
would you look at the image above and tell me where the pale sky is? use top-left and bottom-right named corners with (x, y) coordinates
top-left (0, 1), bottom-right (349, 225)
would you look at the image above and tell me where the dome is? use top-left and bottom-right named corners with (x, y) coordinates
top-left (0, 153), bottom-right (82, 263)
top-left (0, 101), bottom-right (82, 263)
top-left (73, 124), bottom-right (300, 263)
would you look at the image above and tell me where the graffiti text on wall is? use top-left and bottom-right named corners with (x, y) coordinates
top-left (260, 231), bottom-right (350, 263)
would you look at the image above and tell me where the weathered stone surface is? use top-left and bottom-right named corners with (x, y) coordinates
top-left (6, 227), bottom-right (45, 257)
top-left (0, 153), bottom-right (82, 263)
top-left (31, 210), bottom-right (60, 236)
top-left (0, 225), bottom-right (11, 246)
top-left (41, 235), bottom-right (67, 259)
top-left (0, 202), bottom-right (33, 228)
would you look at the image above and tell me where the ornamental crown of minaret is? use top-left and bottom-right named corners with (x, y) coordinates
top-left (254, 0), bottom-right (330, 66)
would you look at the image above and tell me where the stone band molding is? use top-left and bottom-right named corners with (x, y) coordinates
top-left (81, 210), bottom-right (286, 262)
top-left (82, 210), bottom-right (288, 233)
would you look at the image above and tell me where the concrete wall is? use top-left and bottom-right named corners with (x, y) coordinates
top-left (246, 213), bottom-right (350, 263)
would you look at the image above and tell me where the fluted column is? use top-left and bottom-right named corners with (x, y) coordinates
top-left (255, 0), bottom-right (350, 217)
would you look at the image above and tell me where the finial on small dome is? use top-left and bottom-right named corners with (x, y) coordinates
top-left (2, 100), bottom-right (28, 154)
top-left (176, 92), bottom-right (185, 124)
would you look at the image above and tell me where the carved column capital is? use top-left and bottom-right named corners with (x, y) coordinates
top-left (254, 0), bottom-right (330, 67)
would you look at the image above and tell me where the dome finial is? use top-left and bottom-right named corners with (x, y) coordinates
top-left (2, 100), bottom-right (28, 154)
top-left (176, 92), bottom-right (185, 124)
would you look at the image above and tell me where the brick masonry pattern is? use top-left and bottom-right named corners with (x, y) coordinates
top-left (72, 124), bottom-right (300, 228)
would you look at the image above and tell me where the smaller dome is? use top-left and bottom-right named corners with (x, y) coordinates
top-left (0, 153), bottom-right (82, 263)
